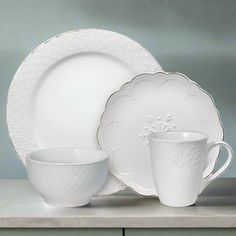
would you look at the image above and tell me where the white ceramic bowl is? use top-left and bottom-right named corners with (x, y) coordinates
top-left (26, 148), bottom-right (109, 207)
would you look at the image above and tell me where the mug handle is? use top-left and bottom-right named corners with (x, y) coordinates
top-left (199, 141), bottom-right (233, 193)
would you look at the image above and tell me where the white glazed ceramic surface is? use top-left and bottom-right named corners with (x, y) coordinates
top-left (149, 132), bottom-right (233, 207)
top-left (26, 149), bottom-right (109, 207)
top-left (7, 29), bottom-right (162, 195)
top-left (97, 72), bottom-right (224, 196)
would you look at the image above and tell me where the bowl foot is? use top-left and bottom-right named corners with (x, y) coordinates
top-left (44, 198), bottom-right (91, 208)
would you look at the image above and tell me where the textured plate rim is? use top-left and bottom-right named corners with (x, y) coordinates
top-left (7, 28), bottom-right (163, 195)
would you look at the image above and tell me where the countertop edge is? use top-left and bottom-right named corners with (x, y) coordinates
top-left (1, 216), bottom-right (236, 228)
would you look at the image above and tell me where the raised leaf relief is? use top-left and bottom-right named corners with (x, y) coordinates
top-left (139, 114), bottom-right (176, 144)
top-left (159, 143), bottom-right (202, 171)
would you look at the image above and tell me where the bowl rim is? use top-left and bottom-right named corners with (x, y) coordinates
top-left (25, 148), bottom-right (109, 166)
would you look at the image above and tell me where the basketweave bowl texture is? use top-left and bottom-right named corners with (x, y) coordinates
top-left (26, 148), bottom-right (109, 207)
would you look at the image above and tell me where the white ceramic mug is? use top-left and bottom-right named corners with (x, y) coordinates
top-left (149, 131), bottom-right (233, 207)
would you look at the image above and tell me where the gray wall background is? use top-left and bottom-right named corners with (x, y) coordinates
top-left (0, 0), bottom-right (235, 178)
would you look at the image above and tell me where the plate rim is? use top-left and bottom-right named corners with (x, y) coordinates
top-left (7, 28), bottom-right (163, 195)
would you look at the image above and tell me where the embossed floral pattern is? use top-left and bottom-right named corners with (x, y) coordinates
top-left (139, 114), bottom-right (176, 144)
top-left (158, 143), bottom-right (202, 171)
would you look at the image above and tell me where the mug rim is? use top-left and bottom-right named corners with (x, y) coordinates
top-left (26, 148), bottom-right (109, 166)
top-left (148, 131), bottom-right (208, 143)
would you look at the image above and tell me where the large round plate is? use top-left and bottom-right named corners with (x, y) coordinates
top-left (7, 29), bottom-right (162, 195)
top-left (97, 72), bottom-right (224, 196)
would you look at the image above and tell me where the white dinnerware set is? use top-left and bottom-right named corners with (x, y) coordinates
top-left (7, 29), bottom-right (233, 207)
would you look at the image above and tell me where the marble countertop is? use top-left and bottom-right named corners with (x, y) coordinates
top-left (0, 179), bottom-right (236, 228)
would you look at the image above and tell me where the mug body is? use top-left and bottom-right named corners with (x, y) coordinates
top-left (149, 131), bottom-right (208, 207)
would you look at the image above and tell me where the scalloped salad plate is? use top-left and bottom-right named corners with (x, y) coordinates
top-left (7, 29), bottom-right (163, 195)
top-left (97, 72), bottom-right (223, 196)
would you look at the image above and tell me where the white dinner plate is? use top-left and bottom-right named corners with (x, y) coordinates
top-left (7, 29), bottom-right (162, 195)
top-left (97, 72), bottom-right (223, 196)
